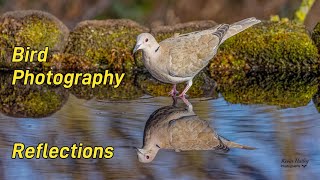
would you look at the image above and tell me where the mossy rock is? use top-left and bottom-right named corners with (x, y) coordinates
top-left (136, 70), bottom-right (217, 98)
top-left (151, 20), bottom-right (217, 42)
top-left (69, 75), bottom-right (143, 100)
top-left (0, 10), bottom-right (69, 69)
top-left (312, 22), bottom-right (320, 53)
top-left (65, 19), bottom-right (149, 77)
top-left (218, 72), bottom-right (318, 108)
top-left (45, 53), bottom-right (99, 72)
top-left (209, 21), bottom-right (319, 77)
top-left (0, 73), bottom-right (69, 117)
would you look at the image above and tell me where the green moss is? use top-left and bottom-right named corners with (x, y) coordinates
top-left (219, 72), bottom-right (319, 108)
top-left (15, 16), bottom-right (60, 49)
top-left (22, 91), bottom-right (61, 116)
top-left (151, 20), bottom-right (217, 42)
top-left (209, 21), bottom-right (319, 77)
top-left (0, 10), bottom-right (69, 69)
top-left (0, 73), bottom-right (68, 117)
top-left (65, 20), bottom-right (148, 76)
top-left (45, 53), bottom-right (99, 72)
top-left (137, 70), bottom-right (217, 98)
top-left (312, 22), bottom-right (320, 53)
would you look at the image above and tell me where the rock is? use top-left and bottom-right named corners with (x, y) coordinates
top-left (151, 20), bottom-right (217, 42)
top-left (65, 19), bottom-right (148, 77)
top-left (0, 73), bottom-right (69, 117)
top-left (218, 72), bottom-right (319, 108)
top-left (209, 21), bottom-right (319, 77)
top-left (45, 53), bottom-right (99, 72)
top-left (0, 10), bottom-right (69, 69)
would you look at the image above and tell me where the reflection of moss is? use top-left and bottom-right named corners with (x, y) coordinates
top-left (65, 19), bottom-right (148, 76)
top-left (0, 73), bottom-right (68, 117)
top-left (69, 84), bottom-right (94, 100)
top-left (137, 70), bottom-right (217, 98)
top-left (95, 80), bottom-right (143, 100)
top-left (69, 75), bottom-right (143, 100)
top-left (22, 92), bottom-right (61, 117)
top-left (219, 72), bottom-right (319, 108)
top-left (312, 22), bottom-right (320, 53)
top-left (0, 10), bottom-right (69, 69)
top-left (209, 21), bottom-right (319, 77)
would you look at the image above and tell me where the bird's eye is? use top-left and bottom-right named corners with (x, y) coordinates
top-left (145, 38), bottom-right (149, 42)
top-left (146, 155), bottom-right (150, 159)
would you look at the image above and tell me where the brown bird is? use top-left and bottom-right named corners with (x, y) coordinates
top-left (133, 18), bottom-right (261, 100)
top-left (137, 99), bottom-right (256, 163)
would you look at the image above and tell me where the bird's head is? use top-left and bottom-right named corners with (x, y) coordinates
top-left (136, 144), bottom-right (161, 163)
top-left (133, 33), bottom-right (159, 54)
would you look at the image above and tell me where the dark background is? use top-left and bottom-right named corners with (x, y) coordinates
top-left (0, 0), bottom-right (319, 29)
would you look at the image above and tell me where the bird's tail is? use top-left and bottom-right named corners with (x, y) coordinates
top-left (219, 135), bottom-right (256, 150)
top-left (220, 17), bottom-right (261, 44)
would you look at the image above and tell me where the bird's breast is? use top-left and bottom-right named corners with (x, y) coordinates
top-left (142, 53), bottom-right (191, 84)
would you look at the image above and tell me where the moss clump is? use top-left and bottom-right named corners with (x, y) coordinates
top-left (218, 72), bottom-right (318, 108)
top-left (209, 21), bottom-right (319, 77)
top-left (151, 20), bottom-right (217, 42)
top-left (137, 70), bottom-right (217, 98)
top-left (0, 10), bottom-right (69, 69)
top-left (45, 53), bottom-right (99, 72)
top-left (0, 73), bottom-right (69, 117)
top-left (312, 22), bottom-right (320, 53)
top-left (65, 19), bottom-right (148, 77)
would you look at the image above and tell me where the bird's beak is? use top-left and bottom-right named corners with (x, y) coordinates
top-left (135, 147), bottom-right (144, 154)
top-left (133, 44), bottom-right (141, 54)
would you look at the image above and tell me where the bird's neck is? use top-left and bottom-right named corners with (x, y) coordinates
top-left (142, 44), bottom-right (161, 60)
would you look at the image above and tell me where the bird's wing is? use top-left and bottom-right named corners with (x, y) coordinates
top-left (159, 25), bottom-right (228, 78)
top-left (168, 115), bottom-right (223, 151)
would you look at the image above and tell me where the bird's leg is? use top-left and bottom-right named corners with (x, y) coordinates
top-left (178, 80), bottom-right (192, 99)
top-left (169, 84), bottom-right (179, 97)
top-left (183, 98), bottom-right (193, 111)
top-left (171, 95), bottom-right (178, 106)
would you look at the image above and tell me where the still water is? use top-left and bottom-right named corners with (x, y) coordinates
top-left (0, 72), bottom-right (320, 180)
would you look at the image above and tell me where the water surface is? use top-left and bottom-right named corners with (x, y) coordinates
top-left (0, 72), bottom-right (320, 180)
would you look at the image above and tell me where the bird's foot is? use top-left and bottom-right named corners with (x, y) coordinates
top-left (169, 90), bottom-right (179, 97)
top-left (178, 93), bottom-right (191, 106)
top-left (168, 85), bottom-right (179, 97)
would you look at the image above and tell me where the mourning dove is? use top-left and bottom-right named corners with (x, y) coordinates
top-left (133, 17), bottom-right (261, 99)
top-left (136, 99), bottom-right (256, 163)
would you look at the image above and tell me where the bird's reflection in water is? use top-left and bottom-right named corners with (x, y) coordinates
top-left (137, 97), bottom-right (256, 163)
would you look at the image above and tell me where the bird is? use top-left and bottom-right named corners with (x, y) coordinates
top-left (133, 17), bottom-right (261, 100)
top-left (136, 98), bottom-right (256, 163)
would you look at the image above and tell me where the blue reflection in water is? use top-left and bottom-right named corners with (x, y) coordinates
top-left (0, 95), bottom-right (319, 180)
